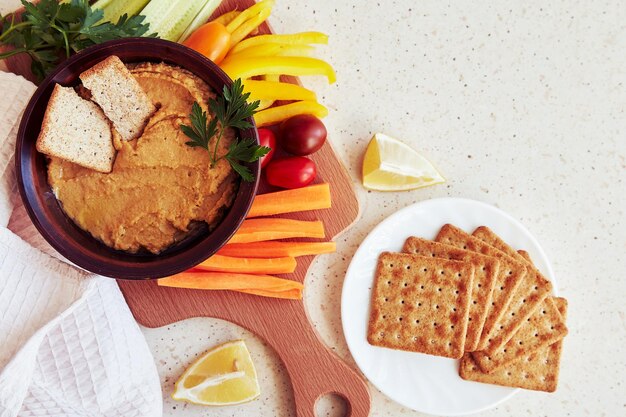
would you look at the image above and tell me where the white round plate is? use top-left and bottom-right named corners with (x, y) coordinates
top-left (341, 198), bottom-right (557, 416)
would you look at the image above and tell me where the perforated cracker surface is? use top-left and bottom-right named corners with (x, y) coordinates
top-left (402, 237), bottom-right (499, 352)
top-left (460, 297), bottom-right (568, 392)
top-left (473, 226), bottom-right (527, 260)
top-left (471, 296), bottom-right (568, 373)
top-left (471, 226), bottom-right (553, 353)
top-left (367, 252), bottom-right (474, 359)
top-left (435, 224), bottom-right (528, 350)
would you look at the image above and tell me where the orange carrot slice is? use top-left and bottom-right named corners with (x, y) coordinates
top-left (228, 218), bottom-right (325, 243)
top-left (157, 272), bottom-right (303, 299)
top-left (247, 183), bottom-right (331, 217)
top-left (218, 241), bottom-right (336, 258)
top-left (195, 254), bottom-right (297, 274)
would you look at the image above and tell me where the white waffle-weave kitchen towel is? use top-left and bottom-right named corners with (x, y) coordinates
top-left (0, 72), bottom-right (162, 416)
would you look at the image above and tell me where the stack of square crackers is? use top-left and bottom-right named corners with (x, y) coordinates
top-left (367, 224), bottom-right (568, 392)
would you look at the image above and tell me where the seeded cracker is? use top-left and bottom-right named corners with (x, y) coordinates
top-left (471, 226), bottom-right (553, 353)
top-left (80, 55), bottom-right (156, 141)
top-left (402, 237), bottom-right (499, 352)
top-left (460, 297), bottom-right (568, 392)
top-left (367, 252), bottom-right (474, 359)
top-left (435, 224), bottom-right (528, 351)
top-left (36, 85), bottom-right (116, 173)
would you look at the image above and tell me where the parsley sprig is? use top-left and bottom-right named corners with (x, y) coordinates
top-left (181, 79), bottom-right (270, 182)
top-left (0, 0), bottom-right (151, 81)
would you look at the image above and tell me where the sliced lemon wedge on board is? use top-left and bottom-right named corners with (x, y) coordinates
top-left (362, 133), bottom-right (445, 191)
top-left (172, 340), bottom-right (260, 406)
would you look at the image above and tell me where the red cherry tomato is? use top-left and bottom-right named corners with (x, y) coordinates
top-left (257, 128), bottom-right (276, 168)
top-left (279, 114), bottom-right (327, 156)
top-left (265, 157), bottom-right (317, 189)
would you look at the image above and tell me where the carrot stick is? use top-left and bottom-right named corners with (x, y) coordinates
top-left (218, 241), bottom-right (336, 258)
top-left (228, 218), bottom-right (325, 244)
top-left (195, 254), bottom-right (297, 274)
top-left (157, 272), bottom-right (303, 299)
top-left (247, 183), bottom-right (331, 218)
top-left (237, 287), bottom-right (302, 299)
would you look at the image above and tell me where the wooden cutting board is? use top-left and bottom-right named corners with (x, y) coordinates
top-left (3, 1), bottom-right (369, 416)
top-left (119, 2), bottom-right (369, 415)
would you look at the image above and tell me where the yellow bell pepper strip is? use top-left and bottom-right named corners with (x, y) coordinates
top-left (226, 0), bottom-right (275, 33)
top-left (256, 99), bottom-right (275, 111)
top-left (230, 6), bottom-right (272, 46)
top-left (224, 43), bottom-right (315, 61)
top-left (211, 10), bottom-right (240, 26)
top-left (229, 32), bottom-right (328, 54)
top-left (220, 56), bottom-right (336, 84)
top-left (254, 101), bottom-right (328, 127)
top-left (242, 80), bottom-right (316, 102)
top-left (263, 74), bottom-right (281, 82)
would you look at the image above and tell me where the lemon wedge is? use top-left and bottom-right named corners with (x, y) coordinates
top-left (362, 133), bottom-right (445, 191)
top-left (172, 340), bottom-right (260, 406)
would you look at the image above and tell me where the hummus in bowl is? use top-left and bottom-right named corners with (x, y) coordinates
top-left (15, 38), bottom-right (259, 279)
top-left (48, 63), bottom-right (238, 254)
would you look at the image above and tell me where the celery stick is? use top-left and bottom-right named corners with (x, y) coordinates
top-left (178, 0), bottom-right (223, 42)
top-left (141, 0), bottom-right (210, 42)
top-left (93, 0), bottom-right (150, 24)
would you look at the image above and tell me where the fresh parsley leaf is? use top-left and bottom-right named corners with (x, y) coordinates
top-left (190, 102), bottom-right (208, 142)
top-left (81, 3), bottom-right (104, 29)
top-left (227, 158), bottom-right (254, 182)
top-left (180, 78), bottom-right (266, 181)
top-left (222, 79), bottom-right (260, 129)
top-left (0, 0), bottom-right (152, 82)
top-left (57, 2), bottom-right (85, 24)
top-left (180, 102), bottom-right (218, 151)
top-left (225, 138), bottom-right (271, 182)
top-left (181, 125), bottom-right (204, 148)
top-left (227, 138), bottom-right (271, 163)
top-left (80, 14), bottom-right (151, 45)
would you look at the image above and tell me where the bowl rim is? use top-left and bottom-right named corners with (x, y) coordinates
top-left (15, 37), bottom-right (260, 279)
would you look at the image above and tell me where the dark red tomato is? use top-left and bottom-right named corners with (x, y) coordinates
top-left (279, 114), bottom-right (327, 156)
top-left (257, 128), bottom-right (276, 168)
top-left (265, 156), bottom-right (317, 189)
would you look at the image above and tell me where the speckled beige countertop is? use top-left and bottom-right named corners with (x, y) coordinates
top-left (141, 1), bottom-right (626, 416)
top-left (2, 0), bottom-right (623, 415)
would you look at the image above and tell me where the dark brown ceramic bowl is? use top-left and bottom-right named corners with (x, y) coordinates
top-left (15, 38), bottom-right (260, 279)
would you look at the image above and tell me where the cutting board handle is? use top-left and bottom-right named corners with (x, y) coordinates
top-left (263, 308), bottom-right (371, 417)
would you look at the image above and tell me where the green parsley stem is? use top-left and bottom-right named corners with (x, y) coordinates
top-left (0, 21), bottom-right (31, 42)
top-left (211, 128), bottom-right (225, 167)
top-left (0, 47), bottom-right (26, 59)
top-left (50, 23), bottom-right (71, 58)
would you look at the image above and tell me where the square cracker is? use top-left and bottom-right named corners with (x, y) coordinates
top-left (80, 56), bottom-right (156, 141)
top-left (435, 224), bottom-right (528, 351)
top-left (472, 226), bottom-right (553, 353)
top-left (460, 297), bottom-right (568, 392)
top-left (36, 85), bottom-right (116, 173)
top-left (471, 293), bottom-right (568, 373)
top-left (403, 237), bottom-right (500, 352)
top-left (517, 249), bottom-right (532, 263)
top-left (367, 252), bottom-right (475, 359)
